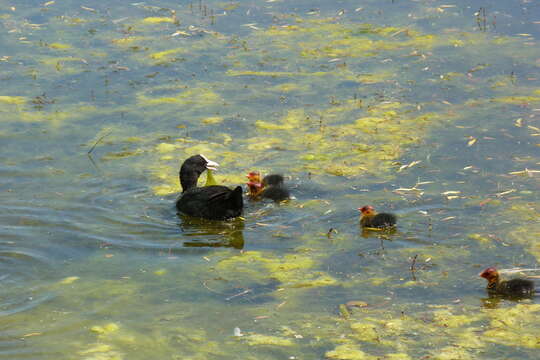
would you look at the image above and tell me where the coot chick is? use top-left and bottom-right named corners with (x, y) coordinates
top-left (358, 205), bottom-right (396, 229)
top-left (479, 267), bottom-right (535, 298)
top-left (246, 171), bottom-right (263, 197)
top-left (246, 171), bottom-right (290, 202)
top-left (176, 154), bottom-right (243, 220)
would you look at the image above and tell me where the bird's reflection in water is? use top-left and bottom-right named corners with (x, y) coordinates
top-left (178, 215), bottom-right (245, 249)
top-left (360, 226), bottom-right (397, 239)
top-left (480, 296), bottom-right (503, 309)
top-left (357, 227), bottom-right (396, 257)
top-left (480, 293), bottom-right (534, 309)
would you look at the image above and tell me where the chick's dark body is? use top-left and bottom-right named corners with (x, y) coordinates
top-left (261, 174), bottom-right (290, 201)
top-left (488, 278), bottom-right (535, 298)
top-left (360, 213), bottom-right (397, 228)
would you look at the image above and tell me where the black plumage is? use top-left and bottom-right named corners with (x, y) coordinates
top-left (247, 172), bottom-right (290, 202)
top-left (261, 174), bottom-right (290, 201)
top-left (262, 174), bottom-right (285, 187)
top-left (176, 154), bottom-right (243, 220)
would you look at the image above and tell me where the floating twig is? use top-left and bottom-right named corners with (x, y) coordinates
top-left (87, 130), bottom-right (112, 155)
top-left (202, 280), bottom-right (222, 294)
top-left (410, 254), bottom-right (418, 281)
top-left (326, 228), bottom-right (338, 238)
top-left (410, 254), bottom-right (418, 272)
top-left (225, 289), bottom-right (252, 301)
top-left (86, 152), bottom-right (101, 173)
top-left (499, 268), bottom-right (540, 274)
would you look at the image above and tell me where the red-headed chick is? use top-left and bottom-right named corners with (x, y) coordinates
top-left (358, 205), bottom-right (396, 229)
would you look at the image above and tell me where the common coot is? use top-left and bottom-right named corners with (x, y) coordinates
top-left (176, 154), bottom-right (243, 220)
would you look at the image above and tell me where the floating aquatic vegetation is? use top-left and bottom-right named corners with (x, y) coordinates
top-left (137, 87), bottom-right (222, 107)
top-left (142, 16), bottom-right (176, 24)
top-left (156, 142), bottom-right (179, 153)
top-left (202, 116), bottom-right (224, 125)
top-left (2, 1), bottom-right (540, 359)
top-left (47, 42), bottom-right (72, 50)
top-left (111, 36), bottom-right (151, 47)
top-left (215, 250), bottom-right (338, 291)
top-left (482, 304), bottom-right (540, 349)
top-left (101, 149), bottom-right (144, 161)
top-left (148, 48), bottom-right (186, 61)
top-left (78, 343), bottom-right (123, 360)
top-left (153, 268), bottom-right (167, 276)
top-left (325, 343), bottom-right (373, 360)
top-left (503, 203), bottom-right (540, 261)
top-left (492, 94), bottom-right (540, 105)
top-left (0, 95), bottom-right (26, 105)
top-left (467, 233), bottom-right (491, 244)
top-left (433, 309), bottom-right (480, 328)
top-left (432, 346), bottom-right (473, 360)
top-left (91, 323), bottom-right (120, 336)
top-left (244, 334), bottom-right (294, 346)
top-left (199, 168), bottom-right (222, 188)
top-left (59, 276), bottom-right (80, 285)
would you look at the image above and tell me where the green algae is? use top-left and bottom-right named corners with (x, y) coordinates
top-left (483, 304), bottom-right (540, 348)
top-left (433, 309), bottom-right (480, 328)
top-left (326, 344), bottom-right (373, 360)
top-left (255, 120), bottom-right (295, 131)
top-left (101, 149), bottom-right (144, 161)
top-left (204, 169), bottom-right (218, 186)
top-left (215, 250), bottom-right (338, 291)
top-left (137, 87), bottom-right (222, 106)
top-left (467, 233), bottom-right (491, 244)
top-left (142, 16), bottom-right (176, 24)
top-left (47, 42), bottom-right (72, 50)
top-left (492, 95), bottom-right (540, 105)
top-left (433, 346), bottom-right (473, 360)
top-left (59, 276), bottom-right (80, 285)
top-left (2, 1), bottom-right (540, 360)
top-left (227, 70), bottom-right (331, 78)
top-left (490, 202), bottom-right (540, 261)
top-left (202, 116), bottom-right (224, 125)
top-left (78, 344), bottom-right (123, 360)
top-left (148, 48), bottom-right (186, 61)
top-left (0, 95), bottom-right (26, 105)
top-left (244, 334), bottom-right (294, 346)
top-left (90, 323), bottom-right (120, 336)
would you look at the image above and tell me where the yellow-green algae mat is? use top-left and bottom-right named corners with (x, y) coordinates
top-left (144, 19), bottom-right (540, 194)
top-left (146, 27), bottom-right (538, 360)
top-left (52, 266), bottom-right (540, 360)
top-left (2, 4), bottom-right (540, 360)
top-left (131, 14), bottom-right (539, 360)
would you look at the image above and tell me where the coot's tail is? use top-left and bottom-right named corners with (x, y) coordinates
top-left (228, 186), bottom-right (244, 209)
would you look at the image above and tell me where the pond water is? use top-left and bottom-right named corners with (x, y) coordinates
top-left (1, 0), bottom-right (539, 359)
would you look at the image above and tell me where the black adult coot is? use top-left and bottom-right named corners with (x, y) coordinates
top-left (246, 171), bottom-right (290, 202)
top-left (358, 205), bottom-right (396, 229)
top-left (479, 267), bottom-right (535, 298)
top-left (176, 154), bottom-right (243, 220)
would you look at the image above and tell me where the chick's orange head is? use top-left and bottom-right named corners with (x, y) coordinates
top-left (479, 267), bottom-right (498, 280)
top-left (358, 205), bottom-right (375, 215)
top-left (246, 171), bottom-right (261, 182)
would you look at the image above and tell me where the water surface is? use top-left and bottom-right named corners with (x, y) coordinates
top-left (1, 0), bottom-right (539, 359)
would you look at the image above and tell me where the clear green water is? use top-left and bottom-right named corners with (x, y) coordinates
top-left (1, 0), bottom-right (539, 359)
